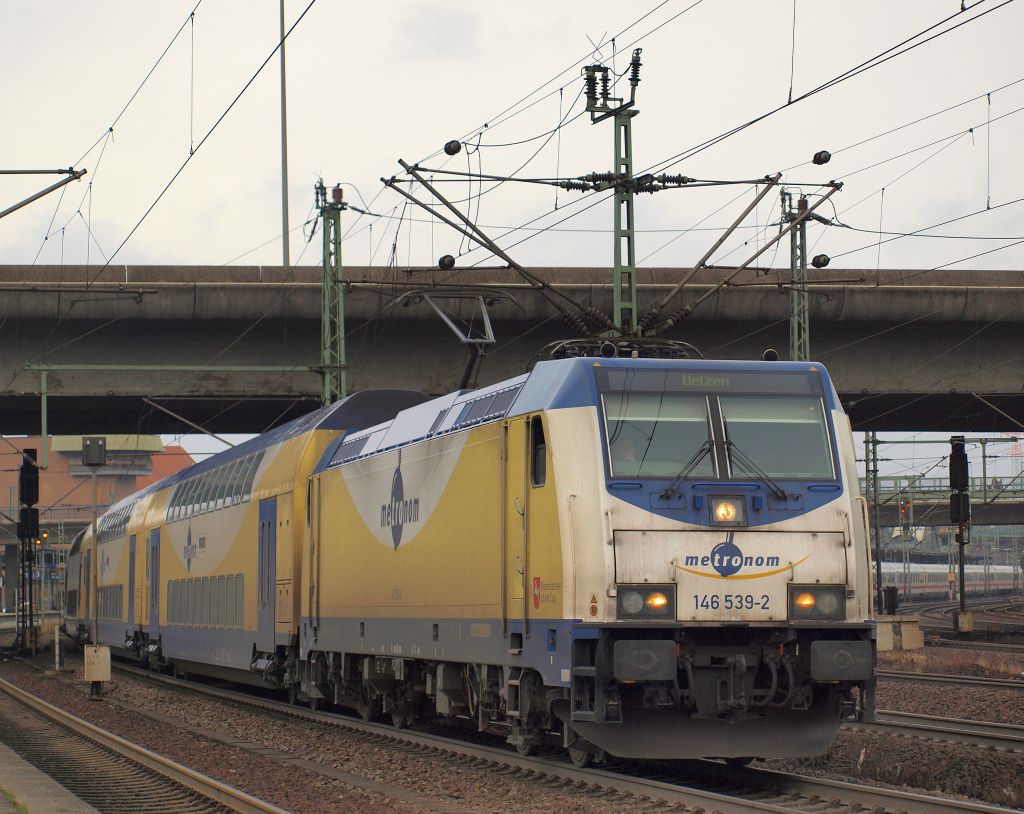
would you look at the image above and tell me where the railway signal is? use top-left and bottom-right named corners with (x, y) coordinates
top-left (16, 449), bottom-right (39, 653)
top-left (949, 435), bottom-right (972, 633)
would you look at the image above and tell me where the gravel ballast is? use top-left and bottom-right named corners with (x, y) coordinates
top-left (2, 648), bottom-right (1023, 811)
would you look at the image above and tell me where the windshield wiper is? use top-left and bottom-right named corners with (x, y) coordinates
top-left (725, 440), bottom-right (788, 501)
top-left (660, 440), bottom-right (714, 500)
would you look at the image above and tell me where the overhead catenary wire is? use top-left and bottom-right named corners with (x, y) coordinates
top-left (829, 196), bottom-right (1024, 260)
top-left (413, 1), bottom-right (1017, 288)
top-left (646, 0), bottom-right (1017, 177)
top-left (414, 0), bottom-right (702, 165)
top-left (29, 2), bottom-right (204, 266)
top-left (781, 75), bottom-right (1024, 174)
top-left (787, 0), bottom-right (797, 104)
top-left (60, 0), bottom-right (319, 316)
top-left (2, 0), bottom-right (319, 397)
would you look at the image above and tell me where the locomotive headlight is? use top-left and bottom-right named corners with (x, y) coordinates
top-left (621, 591), bottom-right (645, 615)
top-left (617, 585), bottom-right (675, 619)
top-left (710, 497), bottom-right (745, 526)
top-left (788, 585), bottom-right (845, 621)
top-left (816, 591), bottom-right (840, 616)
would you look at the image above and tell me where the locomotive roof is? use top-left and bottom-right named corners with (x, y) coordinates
top-left (314, 357), bottom-right (841, 474)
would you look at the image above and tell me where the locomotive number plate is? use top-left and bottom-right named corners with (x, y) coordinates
top-left (693, 593), bottom-right (770, 611)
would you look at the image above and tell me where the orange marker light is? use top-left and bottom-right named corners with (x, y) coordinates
top-left (646, 592), bottom-right (669, 609)
top-left (713, 501), bottom-right (737, 522)
top-left (794, 592), bottom-right (816, 609)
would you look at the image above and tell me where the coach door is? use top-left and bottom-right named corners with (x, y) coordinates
top-left (149, 529), bottom-right (160, 628)
top-left (127, 535), bottom-right (136, 624)
top-left (83, 549), bottom-right (92, 627)
top-left (504, 417), bottom-right (529, 641)
top-left (257, 498), bottom-right (277, 651)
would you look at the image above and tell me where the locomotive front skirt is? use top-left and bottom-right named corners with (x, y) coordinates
top-left (64, 357), bottom-right (876, 762)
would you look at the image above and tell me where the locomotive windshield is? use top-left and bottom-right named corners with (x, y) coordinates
top-left (598, 367), bottom-right (836, 481)
top-left (721, 396), bottom-right (834, 479)
top-left (604, 392), bottom-right (715, 478)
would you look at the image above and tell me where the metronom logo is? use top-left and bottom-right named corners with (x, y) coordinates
top-left (380, 466), bottom-right (420, 550)
top-left (675, 533), bottom-right (807, 580)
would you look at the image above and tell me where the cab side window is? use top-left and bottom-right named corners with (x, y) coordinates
top-left (530, 416), bottom-right (546, 487)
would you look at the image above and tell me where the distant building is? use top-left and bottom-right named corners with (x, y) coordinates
top-left (1, 436), bottom-right (194, 612)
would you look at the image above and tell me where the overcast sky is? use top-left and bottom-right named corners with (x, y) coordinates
top-left (5, 1), bottom-right (1024, 482)
top-left (4, 0), bottom-right (1024, 273)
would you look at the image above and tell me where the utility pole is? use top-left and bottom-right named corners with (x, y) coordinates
top-left (279, 0), bottom-right (290, 269)
top-left (584, 49), bottom-right (643, 335)
top-left (783, 192), bottom-right (810, 361)
top-left (317, 180), bottom-right (347, 406)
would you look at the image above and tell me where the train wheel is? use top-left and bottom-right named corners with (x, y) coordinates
top-left (513, 721), bottom-right (542, 756)
top-left (357, 694), bottom-right (381, 722)
top-left (309, 695), bottom-right (323, 712)
top-left (567, 743), bottom-right (600, 768)
top-left (391, 709), bottom-right (409, 729)
top-left (515, 740), bottom-right (538, 757)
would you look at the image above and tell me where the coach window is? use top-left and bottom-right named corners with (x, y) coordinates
top-left (530, 416), bottom-right (546, 487)
top-left (213, 465), bottom-right (232, 509)
top-left (222, 459), bottom-right (244, 506)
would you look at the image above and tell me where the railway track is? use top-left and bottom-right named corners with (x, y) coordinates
top-left (926, 637), bottom-right (1024, 654)
top-left (912, 597), bottom-right (1024, 637)
top-left (854, 710), bottom-right (1024, 752)
top-left (878, 669), bottom-right (1024, 691)
top-left (0, 676), bottom-right (286, 814)
top-left (97, 662), bottom-right (1016, 814)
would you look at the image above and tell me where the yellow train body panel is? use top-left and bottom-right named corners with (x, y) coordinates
top-left (308, 416), bottom-right (563, 624)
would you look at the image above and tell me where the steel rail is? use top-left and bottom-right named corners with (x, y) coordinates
top-left (849, 709), bottom-right (1024, 751)
top-left (113, 663), bottom-right (1016, 814)
top-left (926, 638), bottom-right (1024, 653)
top-left (730, 762), bottom-right (1019, 814)
top-left (877, 669), bottom-right (1024, 691)
top-left (113, 665), bottom-right (794, 814)
top-left (0, 676), bottom-right (287, 814)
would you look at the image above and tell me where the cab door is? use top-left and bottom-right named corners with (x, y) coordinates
top-left (307, 477), bottom-right (322, 637)
top-left (83, 549), bottom-right (92, 630)
top-left (504, 417), bottom-right (528, 639)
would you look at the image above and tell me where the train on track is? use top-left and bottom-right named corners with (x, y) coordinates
top-left (878, 561), bottom-right (1018, 597)
top-left (64, 356), bottom-right (876, 764)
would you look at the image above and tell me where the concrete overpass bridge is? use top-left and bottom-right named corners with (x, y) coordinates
top-left (2, 264), bottom-right (1024, 434)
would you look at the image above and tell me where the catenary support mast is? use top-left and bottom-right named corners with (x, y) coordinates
top-left (317, 180), bottom-right (347, 406)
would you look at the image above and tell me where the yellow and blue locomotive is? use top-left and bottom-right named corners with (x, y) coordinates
top-left (66, 357), bottom-right (875, 763)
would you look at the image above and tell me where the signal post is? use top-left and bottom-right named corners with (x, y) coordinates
top-left (949, 436), bottom-right (973, 633)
